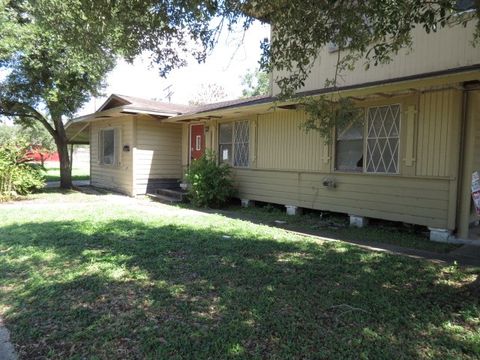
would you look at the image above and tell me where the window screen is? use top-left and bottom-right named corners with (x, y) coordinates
top-left (335, 122), bottom-right (364, 172)
top-left (219, 123), bottom-right (233, 165)
top-left (218, 121), bottom-right (249, 167)
top-left (366, 105), bottom-right (400, 174)
top-left (102, 129), bottom-right (115, 165)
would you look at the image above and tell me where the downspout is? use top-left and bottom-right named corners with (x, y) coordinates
top-left (456, 89), bottom-right (468, 234)
top-left (457, 85), bottom-right (477, 239)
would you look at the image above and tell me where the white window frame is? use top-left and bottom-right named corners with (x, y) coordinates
top-left (334, 120), bottom-right (365, 173)
top-left (100, 128), bottom-right (116, 166)
top-left (218, 120), bottom-right (250, 168)
top-left (195, 135), bottom-right (202, 151)
top-left (333, 104), bottom-right (401, 175)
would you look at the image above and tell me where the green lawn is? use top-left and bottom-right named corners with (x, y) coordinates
top-left (214, 205), bottom-right (459, 253)
top-left (0, 190), bottom-right (479, 359)
top-left (41, 163), bottom-right (90, 182)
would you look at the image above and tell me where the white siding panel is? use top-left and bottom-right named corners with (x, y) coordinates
top-left (90, 117), bottom-right (134, 195)
top-left (134, 118), bottom-right (183, 194)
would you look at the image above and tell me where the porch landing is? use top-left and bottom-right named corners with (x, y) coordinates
top-left (147, 187), bottom-right (188, 204)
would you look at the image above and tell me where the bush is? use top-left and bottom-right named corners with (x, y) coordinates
top-left (185, 151), bottom-right (236, 208)
top-left (0, 138), bottom-right (44, 201)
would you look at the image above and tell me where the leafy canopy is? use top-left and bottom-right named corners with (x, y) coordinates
top-left (6, 1), bottom-right (479, 100)
top-left (241, 68), bottom-right (269, 98)
top-left (0, 1), bottom-right (116, 124)
top-left (252, 0), bottom-right (480, 96)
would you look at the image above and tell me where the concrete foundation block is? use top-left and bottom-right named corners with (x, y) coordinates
top-left (285, 205), bottom-right (302, 216)
top-left (241, 199), bottom-right (254, 208)
top-left (429, 228), bottom-right (453, 243)
top-left (350, 215), bottom-right (369, 228)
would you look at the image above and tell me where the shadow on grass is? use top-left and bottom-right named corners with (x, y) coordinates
top-left (182, 203), bottom-right (460, 254)
top-left (1, 219), bottom-right (479, 359)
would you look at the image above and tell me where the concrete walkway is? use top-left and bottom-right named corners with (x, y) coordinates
top-left (0, 318), bottom-right (17, 360)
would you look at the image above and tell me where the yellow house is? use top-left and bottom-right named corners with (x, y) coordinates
top-left (66, 20), bottom-right (480, 243)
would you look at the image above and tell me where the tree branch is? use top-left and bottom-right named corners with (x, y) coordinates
top-left (0, 102), bottom-right (57, 139)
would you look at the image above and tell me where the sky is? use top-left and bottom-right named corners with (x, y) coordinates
top-left (79, 21), bottom-right (270, 116)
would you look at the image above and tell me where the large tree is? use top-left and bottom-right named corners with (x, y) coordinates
top-left (0, 0), bottom-right (244, 188)
top-left (35, 1), bottom-right (478, 96)
top-left (0, 1), bottom-right (117, 188)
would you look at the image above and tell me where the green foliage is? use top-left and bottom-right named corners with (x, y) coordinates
top-left (3, 1), bottom-right (478, 101)
top-left (241, 68), bottom-right (269, 97)
top-left (0, 1), bottom-right (120, 188)
top-left (0, 123), bottom-right (55, 151)
top-left (185, 151), bottom-right (236, 208)
top-left (254, 0), bottom-right (480, 97)
top-left (300, 97), bottom-right (364, 142)
top-left (0, 137), bottom-right (44, 200)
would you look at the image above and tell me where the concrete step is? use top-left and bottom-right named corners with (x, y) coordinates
top-left (156, 188), bottom-right (188, 202)
top-left (147, 192), bottom-right (183, 204)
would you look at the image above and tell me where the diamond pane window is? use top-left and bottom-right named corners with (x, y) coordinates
top-left (366, 105), bottom-right (400, 174)
top-left (234, 121), bottom-right (249, 167)
top-left (218, 121), bottom-right (249, 167)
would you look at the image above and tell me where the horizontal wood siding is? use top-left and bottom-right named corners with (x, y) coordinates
top-left (273, 23), bottom-right (480, 96)
top-left (416, 89), bottom-right (462, 177)
top-left (233, 169), bottom-right (452, 229)
top-left (256, 111), bottom-right (329, 171)
top-left (90, 117), bottom-right (133, 195)
top-left (134, 118), bottom-right (182, 194)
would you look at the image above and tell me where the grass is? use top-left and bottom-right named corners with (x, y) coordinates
top-left (214, 204), bottom-right (459, 253)
top-left (0, 190), bottom-right (479, 359)
top-left (41, 163), bottom-right (90, 182)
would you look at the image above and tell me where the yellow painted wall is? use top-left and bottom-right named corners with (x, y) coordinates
top-left (416, 89), bottom-right (463, 178)
top-left (256, 111), bottom-right (330, 172)
top-left (198, 89), bottom-right (463, 229)
top-left (133, 117), bottom-right (183, 194)
top-left (272, 22), bottom-right (480, 95)
top-left (233, 169), bottom-right (451, 228)
top-left (90, 116), bottom-right (134, 195)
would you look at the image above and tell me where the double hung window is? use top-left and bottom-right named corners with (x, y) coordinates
top-left (218, 121), bottom-right (249, 167)
top-left (335, 104), bottom-right (400, 175)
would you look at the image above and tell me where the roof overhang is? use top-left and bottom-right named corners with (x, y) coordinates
top-left (65, 106), bottom-right (171, 144)
top-left (167, 66), bottom-right (480, 123)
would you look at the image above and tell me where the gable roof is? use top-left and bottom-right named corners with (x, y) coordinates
top-left (98, 94), bottom-right (194, 114)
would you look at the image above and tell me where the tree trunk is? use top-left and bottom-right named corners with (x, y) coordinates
top-left (56, 136), bottom-right (73, 189)
top-left (468, 274), bottom-right (480, 296)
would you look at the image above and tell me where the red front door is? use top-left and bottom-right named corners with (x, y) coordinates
top-left (190, 124), bottom-right (205, 161)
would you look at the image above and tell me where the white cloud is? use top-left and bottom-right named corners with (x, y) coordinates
top-left (79, 21), bottom-right (270, 116)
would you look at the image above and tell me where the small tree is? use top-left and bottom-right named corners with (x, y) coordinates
top-left (241, 68), bottom-right (269, 97)
top-left (185, 151), bottom-right (236, 208)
